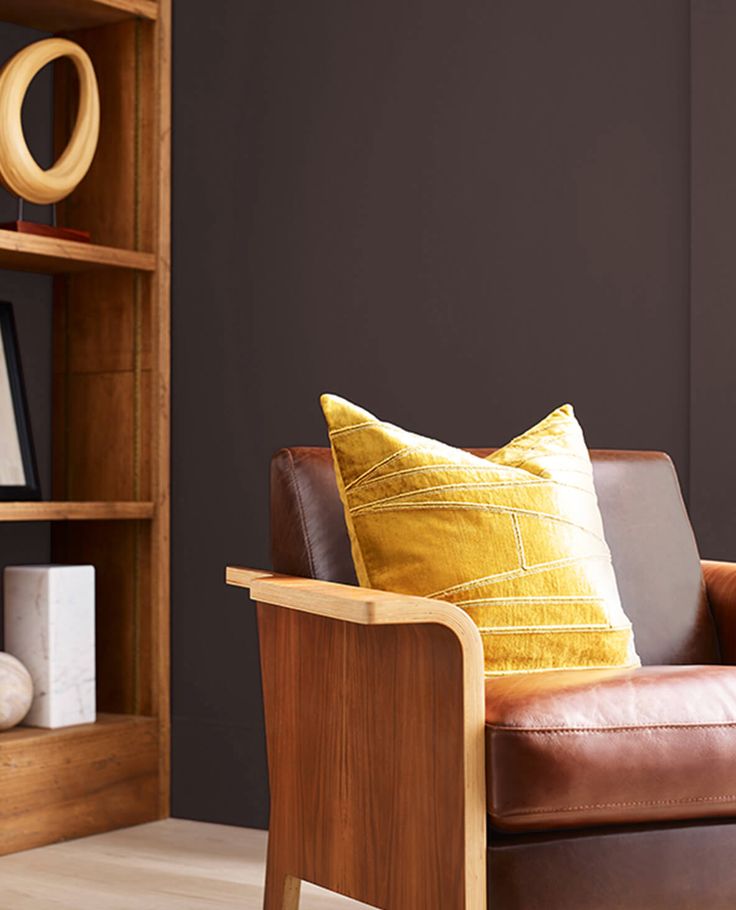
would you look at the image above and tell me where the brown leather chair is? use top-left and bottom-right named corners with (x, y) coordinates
top-left (226, 447), bottom-right (736, 910)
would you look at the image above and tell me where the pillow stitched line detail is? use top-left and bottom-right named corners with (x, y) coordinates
top-left (328, 420), bottom-right (378, 437)
top-left (478, 623), bottom-right (626, 634)
top-left (351, 500), bottom-right (610, 548)
top-left (458, 595), bottom-right (606, 605)
top-left (348, 479), bottom-right (595, 509)
top-left (511, 514), bottom-right (526, 568)
top-left (354, 461), bottom-right (518, 489)
top-left (428, 553), bottom-right (610, 600)
top-left (330, 419), bottom-right (431, 444)
top-left (344, 443), bottom-right (443, 491)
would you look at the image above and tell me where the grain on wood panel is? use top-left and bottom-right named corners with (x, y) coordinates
top-left (52, 521), bottom-right (152, 715)
top-left (52, 273), bottom-right (153, 502)
top-left (0, 715), bottom-right (159, 856)
top-left (53, 272), bottom-right (151, 375)
top-left (258, 604), bottom-right (482, 910)
top-left (136, 19), bottom-right (156, 251)
top-left (54, 366), bottom-right (153, 501)
top-left (65, 372), bottom-right (136, 498)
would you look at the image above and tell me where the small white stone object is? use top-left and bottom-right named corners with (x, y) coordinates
top-left (0, 652), bottom-right (33, 729)
top-left (4, 565), bottom-right (95, 729)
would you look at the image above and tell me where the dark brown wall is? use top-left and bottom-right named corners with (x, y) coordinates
top-left (690, 1), bottom-right (736, 560)
top-left (171, 0), bottom-right (694, 826)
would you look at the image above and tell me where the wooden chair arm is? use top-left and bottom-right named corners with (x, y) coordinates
top-left (227, 564), bottom-right (485, 640)
top-left (226, 565), bottom-right (487, 909)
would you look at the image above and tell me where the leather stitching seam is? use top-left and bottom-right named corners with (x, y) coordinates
top-left (500, 794), bottom-right (736, 817)
top-left (488, 722), bottom-right (736, 733)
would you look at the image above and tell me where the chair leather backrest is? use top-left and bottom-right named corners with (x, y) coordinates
top-left (270, 447), bottom-right (720, 666)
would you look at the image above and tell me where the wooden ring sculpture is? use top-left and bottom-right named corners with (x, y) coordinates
top-left (0, 38), bottom-right (100, 205)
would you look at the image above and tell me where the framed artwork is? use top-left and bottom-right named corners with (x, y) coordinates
top-left (0, 302), bottom-right (39, 500)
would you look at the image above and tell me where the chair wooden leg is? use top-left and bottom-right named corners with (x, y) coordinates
top-left (263, 836), bottom-right (301, 910)
top-left (263, 872), bottom-right (300, 910)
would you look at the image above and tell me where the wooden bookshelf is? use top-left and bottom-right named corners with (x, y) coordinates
top-left (0, 0), bottom-right (170, 856)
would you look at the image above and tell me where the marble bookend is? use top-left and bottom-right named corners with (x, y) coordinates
top-left (4, 565), bottom-right (96, 729)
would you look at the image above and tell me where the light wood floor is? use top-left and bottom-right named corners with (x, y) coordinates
top-left (0, 819), bottom-right (373, 909)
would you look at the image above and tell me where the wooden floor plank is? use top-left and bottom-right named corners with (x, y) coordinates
top-left (0, 819), bottom-right (375, 910)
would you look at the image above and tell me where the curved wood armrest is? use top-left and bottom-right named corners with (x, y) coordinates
top-left (226, 565), bottom-right (487, 909)
top-left (703, 560), bottom-right (736, 664)
top-left (226, 565), bottom-right (484, 641)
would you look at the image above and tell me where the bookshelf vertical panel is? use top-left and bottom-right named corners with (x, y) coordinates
top-left (150, 0), bottom-right (171, 816)
top-left (52, 272), bottom-right (151, 502)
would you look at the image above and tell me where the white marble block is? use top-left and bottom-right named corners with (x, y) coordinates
top-left (4, 565), bottom-right (96, 728)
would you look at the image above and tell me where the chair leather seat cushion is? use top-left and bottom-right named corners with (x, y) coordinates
top-left (486, 665), bottom-right (736, 832)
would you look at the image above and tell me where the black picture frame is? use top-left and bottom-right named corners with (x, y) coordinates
top-left (0, 302), bottom-right (40, 501)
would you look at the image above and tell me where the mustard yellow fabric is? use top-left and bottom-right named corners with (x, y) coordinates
top-left (321, 394), bottom-right (639, 676)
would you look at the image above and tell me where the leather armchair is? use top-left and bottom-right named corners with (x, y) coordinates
top-left (227, 447), bottom-right (736, 910)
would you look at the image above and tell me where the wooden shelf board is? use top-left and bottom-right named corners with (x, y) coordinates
top-left (0, 712), bottom-right (155, 746)
top-left (0, 230), bottom-right (156, 274)
top-left (0, 0), bottom-right (158, 31)
top-left (0, 501), bottom-right (154, 521)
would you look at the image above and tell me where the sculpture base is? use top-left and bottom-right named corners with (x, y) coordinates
top-left (0, 220), bottom-right (91, 243)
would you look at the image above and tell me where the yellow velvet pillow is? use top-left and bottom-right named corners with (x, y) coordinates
top-left (321, 394), bottom-right (639, 676)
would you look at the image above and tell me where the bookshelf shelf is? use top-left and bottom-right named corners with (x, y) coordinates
top-left (0, 230), bottom-right (156, 274)
top-left (0, 501), bottom-right (154, 521)
top-left (0, 0), bottom-right (158, 33)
